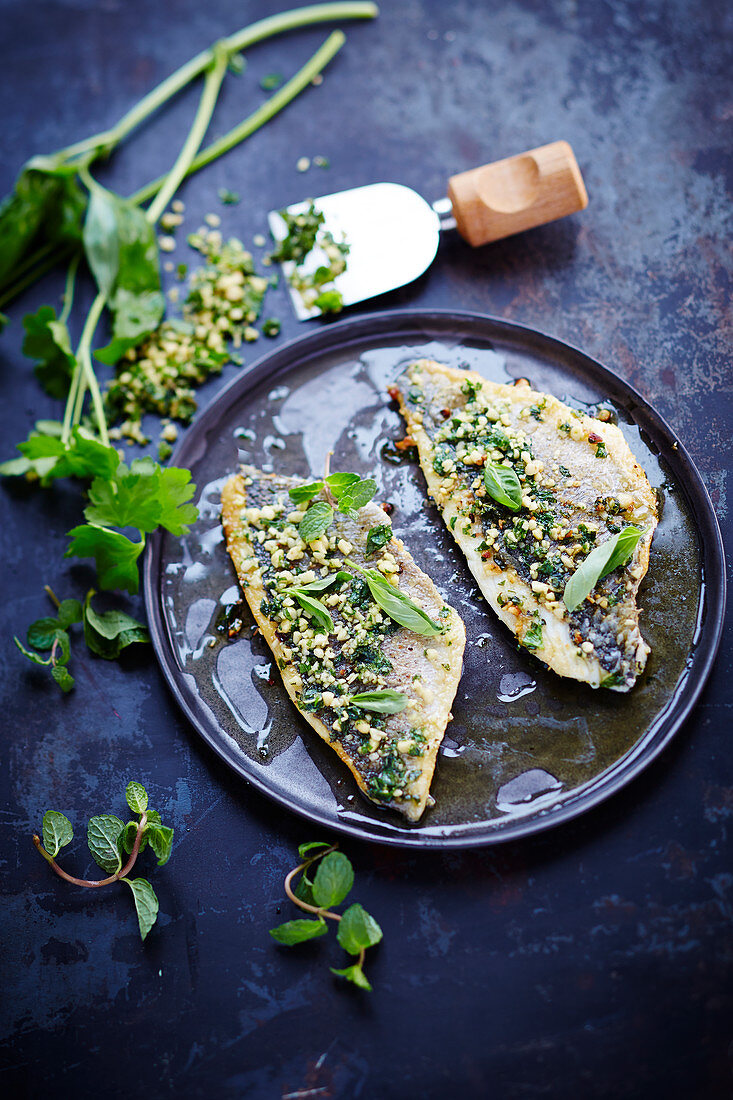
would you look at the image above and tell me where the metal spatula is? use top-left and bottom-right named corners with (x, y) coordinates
top-left (268, 141), bottom-right (588, 320)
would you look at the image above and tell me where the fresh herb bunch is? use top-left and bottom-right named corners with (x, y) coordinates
top-left (270, 842), bottom-right (382, 990)
top-left (1, 6), bottom-right (378, 688)
top-left (34, 781), bottom-right (173, 941)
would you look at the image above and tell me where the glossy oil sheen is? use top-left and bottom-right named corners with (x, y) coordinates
top-left (146, 312), bottom-right (723, 848)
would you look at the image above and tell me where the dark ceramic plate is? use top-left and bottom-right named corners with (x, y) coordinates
top-left (144, 310), bottom-right (725, 848)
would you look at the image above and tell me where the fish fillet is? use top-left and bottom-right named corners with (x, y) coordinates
top-left (393, 359), bottom-right (657, 691)
top-left (221, 466), bottom-right (466, 820)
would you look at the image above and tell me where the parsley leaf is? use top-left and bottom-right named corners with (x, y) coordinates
top-left (65, 526), bottom-right (144, 594)
top-left (22, 305), bottom-right (76, 399)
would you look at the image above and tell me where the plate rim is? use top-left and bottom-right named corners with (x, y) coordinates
top-left (143, 307), bottom-right (727, 849)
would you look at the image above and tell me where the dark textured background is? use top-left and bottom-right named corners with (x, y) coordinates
top-left (1, 1), bottom-right (731, 1097)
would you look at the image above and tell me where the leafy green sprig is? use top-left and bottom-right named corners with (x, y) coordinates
top-left (34, 781), bottom-right (173, 940)
top-left (14, 585), bottom-right (148, 692)
top-left (270, 843), bottom-right (382, 990)
top-left (291, 471), bottom-right (378, 542)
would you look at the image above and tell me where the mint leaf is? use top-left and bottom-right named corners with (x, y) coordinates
top-left (270, 918), bottom-right (328, 945)
top-left (57, 598), bottom-right (83, 629)
top-left (312, 851), bottom-right (354, 908)
top-left (337, 478), bottom-right (377, 518)
top-left (124, 877), bottom-right (159, 940)
top-left (51, 664), bottom-right (74, 692)
top-left (65, 526), bottom-right (144, 594)
top-left (288, 481), bottom-right (323, 504)
top-left (42, 811), bottom-right (73, 857)
top-left (330, 963), bottom-right (371, 990)
top-left (27, 617), bottom-right (63, 650)
top-left (297, 841), bottom-right (332, 859)
top-left (125, 781), bottom-right (148, 814)
top-left (336, 903), bottom-right (383, 955)
top-left (325, 472), bottom-right (359, 497)
top-left (87, 814), bottom-right (125, 873)
top-left (120, 820), bottom-right (142, 855)
top-left (82, 591), bottom-right (149, 658)
top-left (299, 501), bottom-right (333, 543)
top-left (147, 824), bottom-right (174, 866)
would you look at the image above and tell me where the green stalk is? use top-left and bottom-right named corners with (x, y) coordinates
top-left (131, 30), bottom-right (345, 207)
top-left (61, 292), bottom-right (108, 446)
top-left (145, 44), bottom-right (229, 224)
top-left (57, 4), bottom-right (378, 162)
top-left (59, 255), bottom-right (80, 325)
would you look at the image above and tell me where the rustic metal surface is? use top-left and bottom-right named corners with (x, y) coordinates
top-left (1, 1), bottom-right (730, 1097)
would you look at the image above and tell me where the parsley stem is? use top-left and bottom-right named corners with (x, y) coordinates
top-left (145, 44), bottom-right (229, 225)
top-left (55, 4), bottom-right (377, 163)
top-left (33, 810), bottom-right (148, 889)
top-left (130, 30), bottom-right (346, 208)
top-left (59, 254), bottom-right (80, 326)
top-left (62, 291), bottom-right (109, 447)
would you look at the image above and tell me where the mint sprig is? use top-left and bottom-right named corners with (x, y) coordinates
top-left (33, 780), bottom-right (173, 941)
top-left (270, 843), bottom-right (382, 991)
top-left (295, 471), bottom-right (378, 542)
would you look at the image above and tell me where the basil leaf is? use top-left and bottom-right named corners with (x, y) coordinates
top-left (336, 903), bottom-right (383, 955)
top-left (325, 472), bottom-right (360, 497)
top-left (42, 810), bottom-right (73, 857)
top-left (124, 877), bottom-right (159, 940)
top-left (360, 568), bottom-right (442, 636)
top-left (297, 841), bottom-right (332, 860)
top-left (600, 525), bottom-right (645, 577)
top-left (84, 187), bottom-right (120, 295)
top-left (349, 690), bottom-right (408, 714)
top-left (288, 480), bottom-right (323, 504)
top-left (125, 781), bottom-right (148, 815)
top-left (299, 501), bottom-right (333, 543)
top-left (290, 570), bottom-right (350, 595)
top-left (337, 478), bottom-right (377, 517)
top-left (87, 813), bottom-right (125, 873)
top-left (330, 963), bottom-right (372, 990)
top-left (312, 851), bottom-right (354, 908)
top-left (269, 918), bottom-right (328, 945)
top-left (0, 157), bottom-right (85, 285)
top-left (563, 525), bottom-right (644, 612)
top-left (293, 592), bottom-right (334, 633)
top-left (483, 458), bottom-right (522, 511)
top-left (366, 523), bottom-right (391, 554)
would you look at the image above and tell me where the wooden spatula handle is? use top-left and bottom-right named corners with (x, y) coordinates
top-left (447, 140), bottom-right (588, 247)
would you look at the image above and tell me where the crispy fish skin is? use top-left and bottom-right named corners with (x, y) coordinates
top-left (394, 359), bottom-right (658, 691)
top-left (221, 466), bottom-right (465, 821)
